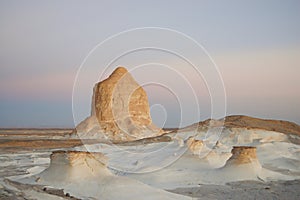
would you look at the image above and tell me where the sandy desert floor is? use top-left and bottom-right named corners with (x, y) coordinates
top-left (0, 123), bottom-right (299, 199)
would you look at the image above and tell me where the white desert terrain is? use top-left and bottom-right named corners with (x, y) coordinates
top-left (1, 67), bottom-right (300, 199)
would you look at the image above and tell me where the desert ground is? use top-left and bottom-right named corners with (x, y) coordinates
top-left (1, 116), bottom-right (300, 200)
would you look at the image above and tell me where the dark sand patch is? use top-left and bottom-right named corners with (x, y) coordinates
top-left (169, 180), bottom-right (300, 200)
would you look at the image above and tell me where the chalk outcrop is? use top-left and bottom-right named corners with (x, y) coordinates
top-left (92, 67), bottom-right (152, 127)
top-left (31, 150), bottom-right (189, 200)
top-left (187, 137), bottom-right (204, 155)
top-left (225, 146), bottom-right (258, 165)
top-left (75, 67), bottom-right (163, 142)
top-left (218, 146), bottom-right (263, 182)
top-left (36, 151), bottom-right (110, 183)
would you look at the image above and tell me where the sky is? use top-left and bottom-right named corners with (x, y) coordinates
top-left (0, 0), bottom-right (300, 128)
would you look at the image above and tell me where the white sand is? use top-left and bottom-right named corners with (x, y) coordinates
top-left (2, 126), bottom-right (300, 199)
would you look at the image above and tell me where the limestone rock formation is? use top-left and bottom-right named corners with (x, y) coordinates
top-left (187, 137), bottom-right (204, 155)
top-left (75, 67), bottom-right (163, 142)
top-left (225, 146), bottom-right (258, 165)
top-left (218, 146), bottom-right (263, 182)
top-left (92, 67), bottom-right (152, 126)
top-left (37, 151), bottom-right (109, 183)
top-left (186, 115), bottom-right (300, 136)
top-left (31, 150), bottom-right (190, 200)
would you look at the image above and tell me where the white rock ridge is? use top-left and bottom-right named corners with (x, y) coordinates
top-left (75, 67), bottom-right (163, 142)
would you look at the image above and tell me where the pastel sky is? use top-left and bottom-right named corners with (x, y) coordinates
top-left (0, 0), bottom-right (299, 128)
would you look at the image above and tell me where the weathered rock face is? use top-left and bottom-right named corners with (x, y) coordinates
top-left (37, 151), bottom-right (110, 183)
top-left (75, 67), bottom-right (162, 142)
top-left (226, 146), bottom-right (257, 165)
top-left (220, 146), bottom-right (262, 182)
top-left (93, 67), bottom-right (152, 131)
top-left (49, 151), bottom-right (108, 167)
top-left (187, 137), bottom-right (204, 155)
